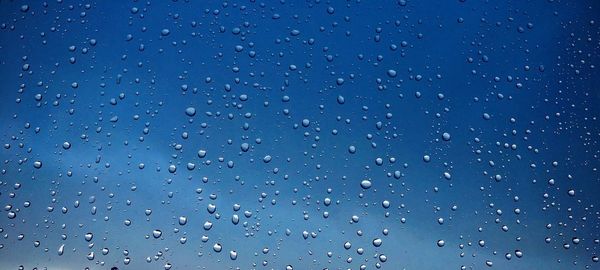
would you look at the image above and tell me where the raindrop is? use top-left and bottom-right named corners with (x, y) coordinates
top-left (84, 233), bottom-right (93, 242)
top-left (185, 107), bottom-right (196, 116)
top-left (373, 238), bottom-right (382, 247)
top-left (213, 243), bottom-right (222, 252)
top-left (387, 69), bottom-right (397, 77)
top-left (442, 132), bottom-right (451, 141)
top-left (360, 180), bottom-right (372, 189)
top-left (178, 216), bottom-right (187, 226)
top-left (33, 161), bottom-right (42, 169)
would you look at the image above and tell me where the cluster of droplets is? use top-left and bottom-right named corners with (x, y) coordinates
top-left (0, 0), bottom-right (599, 269)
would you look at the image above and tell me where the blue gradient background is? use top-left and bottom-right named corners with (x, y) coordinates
top-left (0, 0), bottom-right (599, 269)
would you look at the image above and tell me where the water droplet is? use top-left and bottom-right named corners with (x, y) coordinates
top-left (360, 180), bottom-right (372, 189)
top-left (178, 216), bottom-right (187, 225)
top-left (203, 221), bottom-right (213, 230)
top-left (185, 107), bottom-right (196, 116)
top-left (213, 243), bottom-right (222, 252)
top-left (382, 200), bottom-right (390, 208)
top-left (301, 119), bottom-right (310, 127)
top-left (387, 69), bottom-right (397, 77)
top-left (373, 238), bottom-right (382, 247)
top-left (84, 232), bottom-right (93, 242)
top-left (241, 143), bottom-right (249, 152)
top-left (33, 161), bottom-right (42, 169)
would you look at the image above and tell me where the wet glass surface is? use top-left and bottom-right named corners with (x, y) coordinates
top-left (0, 1), bottom-right (599, 269)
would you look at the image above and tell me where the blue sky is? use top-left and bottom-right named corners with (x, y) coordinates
top-left (0, 0), bottom-right (599, 269)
